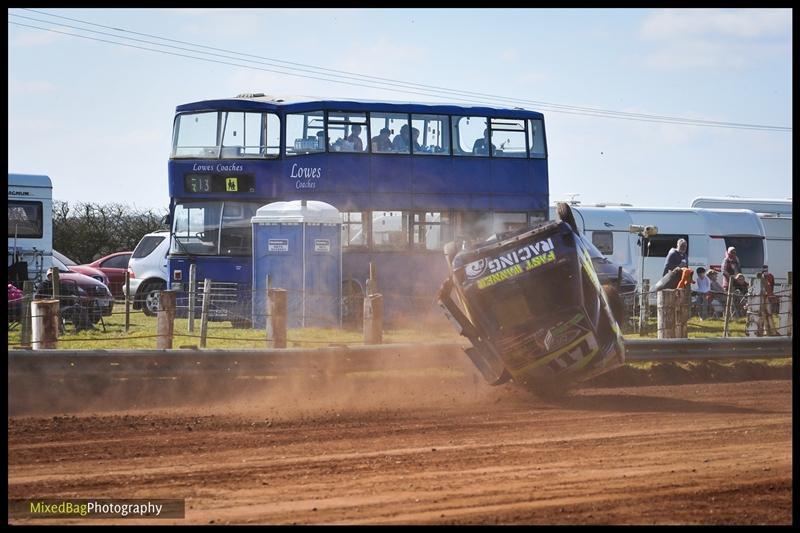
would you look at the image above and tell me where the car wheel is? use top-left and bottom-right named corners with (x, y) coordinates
top-left (141, 281), bottom-right (165, 317)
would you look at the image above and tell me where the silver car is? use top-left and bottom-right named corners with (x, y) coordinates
top-left (123, 230), bottom-right (169, 316)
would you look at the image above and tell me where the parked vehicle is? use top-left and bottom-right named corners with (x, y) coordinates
top-left (81, 251), bottom-right (132, 298)
top-left (53, 250), bottom-right (109, 287)
top-left (550, 204), bottom-right (768, 304)
top-left (438, 204), bottom-right (625, 395)
top-left (124, 230), bottom-right (170, 316)
top-left (36, 253), bottom-right (114, 327)
top-left (8, 174), bottom-right (52, 286)
top-left (691, 197), bottom-right (792, 286)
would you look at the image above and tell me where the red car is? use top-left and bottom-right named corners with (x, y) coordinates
top-left (53, 250), bottom-right (109, 288)
top-left (82, 251), bottom-right (133, 298)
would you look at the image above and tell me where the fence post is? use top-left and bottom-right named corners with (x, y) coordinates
top-left (31, 299), bottom-right (59, 349)
top-left (363, 293), bottom-right (383, 345)
top-left (674, 287), bottom-right (690, 338)
top-left (156, 289), bottom-right (176, 349)
top-left (19, 281), bottom-right (34, 348)
top-left (638, 279), bottom-right (650, 335)
top-left (199, 278), bottom-right (212, 348)
top-left (124, 271), bottom-right (131, 333)
top-left (268, 288), bottom-right (287, 349)
top-left (722, 280), bottom-right (734, 338)
top-left (657, 289), bottom-right (675, 339)
top-left (778, 279), bottom-right (792, 337)
top-left (49, 267), bottom-right (60, 325)
top-left (366, 261), bottom-right (378, 296)
top-left (188, 263), bottom-right (197, 333)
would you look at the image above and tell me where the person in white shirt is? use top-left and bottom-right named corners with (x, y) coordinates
top-left (693, 266), bottom-right (712, 319)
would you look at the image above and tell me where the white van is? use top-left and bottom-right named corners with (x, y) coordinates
top-left (551, 204), bottom-right (768, 302)
top-left (691, 197), bottom-right (792, 285)
top-left (8, 174), bottom-right (53, 285)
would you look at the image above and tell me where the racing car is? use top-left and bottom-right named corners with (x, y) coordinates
top-left (438, 203), bottom-right (625, 394)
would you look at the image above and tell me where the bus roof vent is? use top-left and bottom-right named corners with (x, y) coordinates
top-left (235, 93), bottom-right (266, 99)
top-left (595, 202), bottom-right (633, 207)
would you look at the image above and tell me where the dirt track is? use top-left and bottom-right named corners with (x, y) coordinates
top-left (8, 369), bottom-right (792, 525)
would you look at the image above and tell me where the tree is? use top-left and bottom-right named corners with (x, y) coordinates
top-left (53, 201), bottom-right (168, 263)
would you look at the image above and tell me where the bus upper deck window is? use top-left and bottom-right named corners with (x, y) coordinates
top-left (411, 114), bottom-right (450, 155)
top-left (528, 118), bottom-right (547, 158)
top-left (286, 111), bottom-right (325, 156)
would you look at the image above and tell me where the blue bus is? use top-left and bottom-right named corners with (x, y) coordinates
top-left (167, 94), bottom-right (549, 327)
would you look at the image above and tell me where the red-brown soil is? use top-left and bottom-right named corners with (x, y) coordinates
top-left (8, 367), bottom-right (792, 525)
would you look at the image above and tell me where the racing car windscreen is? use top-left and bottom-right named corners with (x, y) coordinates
top-left (470, 259), bottom-right (582, 333)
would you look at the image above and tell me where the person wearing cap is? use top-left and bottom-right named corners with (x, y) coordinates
top-left (371, 127), bottom-right (393, 153)
top-left (662, 238), bottom-right (688, 276)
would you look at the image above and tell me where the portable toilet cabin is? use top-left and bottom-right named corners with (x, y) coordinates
top-left (251, 200), bottom-right (342, 329)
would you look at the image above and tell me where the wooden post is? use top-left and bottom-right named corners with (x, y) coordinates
top-left (156, 289), bottom-right (176, 349)
top-left (268, 288), bottom-right (287, 349)
top-left (19, 281), bottom-right (33, 348)
top-left (124, 271), bottom-right (131, 333)
top-left (674, 287), bottom-right (690, 338)
top-left (616, 266), bottom-right (623, 290)
top-left (638, 279), bottom-right (650, 335)
top-left (49, 267), bottom-right (60, 324)
top-left (188, 263), bottom-right (196, 333)
top-left (366, 261), bottom-right (377, 296)
top-left (363, 293), bottom-right (383, 344)
top-left (778, 285), bottom-right (792, 336)
top-left (31, 299), bottom-right (59, 349)
top-left (199, 278), bottom-right (212, 348)
top-left (657, 289), bottom-right (675, 339)
top-left (722, 279), bottom-right (734, 338)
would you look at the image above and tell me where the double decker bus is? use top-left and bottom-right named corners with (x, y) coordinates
top-left (167, 94), bottom-right (548, 327)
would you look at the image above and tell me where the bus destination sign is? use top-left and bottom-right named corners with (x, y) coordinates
top-left (184, 173), bottom-right (255, 194)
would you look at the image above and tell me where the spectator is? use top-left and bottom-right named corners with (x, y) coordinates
top-left (316, 131), bottom-right (326, 150)
top-left (472, 128), bottom-right (495, 155)
top-left (662, 238), bottom-right (688, 276)
top-left (392, 124), bottom-right (411, 153)
top-left (765, 272), bottom-right (779, 314)
top-left (676, 266), bottom-right (693, 289)
top-left (371, 127), bottom-right (392, 153)
top-left (721, 246), bottom-right (748, 292)
top-left (411, 127), bottom-right (422, 152)
top-left (344, 124), bottom-right (364, 152)
top-left (706, 269), bottom-right (726, 318)
top-left (693, 266), bottom-right (711, 319)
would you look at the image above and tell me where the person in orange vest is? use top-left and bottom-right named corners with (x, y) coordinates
top-left (676, 266), bottom-right (694, 289)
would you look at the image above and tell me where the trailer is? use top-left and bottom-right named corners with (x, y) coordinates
top-left (8, 173), bottom-right (53, 286)
top-left (551, 204), bottom-right (769, 302)
top-left (691, 197), bottom-right (792, 285)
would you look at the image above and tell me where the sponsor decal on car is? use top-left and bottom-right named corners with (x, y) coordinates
top-left (475, 249), bottom-right (556, 290)
top-left (465, 237), bottom-right (555, 281)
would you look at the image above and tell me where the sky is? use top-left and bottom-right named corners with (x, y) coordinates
top-left (8, 8), bottom-right (793, 212)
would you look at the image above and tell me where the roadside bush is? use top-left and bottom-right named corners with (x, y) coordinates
top-left (53, 201), bottom-right (168, 263)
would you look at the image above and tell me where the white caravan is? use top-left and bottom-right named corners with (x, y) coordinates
top-left (550, 204), bottom-right (768, 302)
top-left (691, 197), bottom-right (792, 285)
top-left (8, 174), bottom-right (53, 284)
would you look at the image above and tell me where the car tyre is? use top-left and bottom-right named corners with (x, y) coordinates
top-left (141, 281), bottom-right (165, 317)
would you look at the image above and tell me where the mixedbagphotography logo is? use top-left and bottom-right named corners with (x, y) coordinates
top-left (8, 499), bottom-right (185, 519)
